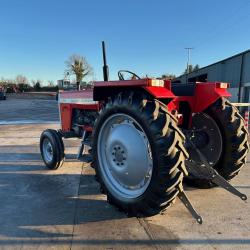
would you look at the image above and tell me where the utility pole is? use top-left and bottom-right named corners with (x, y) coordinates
top-left (185, 48), bottom-right (194, 83)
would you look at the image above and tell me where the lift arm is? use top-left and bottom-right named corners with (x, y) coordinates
top-left (185, 133), bottom-right (247, 201)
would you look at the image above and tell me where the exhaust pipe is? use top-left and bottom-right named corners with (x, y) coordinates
top-left (102, 41), bottom-right (109, 81)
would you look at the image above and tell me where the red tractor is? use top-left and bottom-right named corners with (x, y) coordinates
top-left (40, 42), bottom-right (249, 223)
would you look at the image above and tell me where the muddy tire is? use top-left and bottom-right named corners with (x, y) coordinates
top-left (40, 129), bottom-right (65, 169)
top-left (92, 92), bottom-right (188, 216)
top-left (186, 97), bottom-right (249, 188)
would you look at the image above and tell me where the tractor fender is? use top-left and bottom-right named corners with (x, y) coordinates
top-left (143, 86), bottom-right (176, 99)
top-left (193, 83), bottom-right (231, 113)
top-left (93, 86), bottom-right (176, 101)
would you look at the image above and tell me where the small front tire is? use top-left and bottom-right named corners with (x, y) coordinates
top-left (40, 129), bottom-right (65, 169)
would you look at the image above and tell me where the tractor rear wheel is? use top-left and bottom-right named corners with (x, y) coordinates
top-left (186, 97), bottom-right (249, 188)
top-left (92, 92), bottom-right (188, 216)
top-left (40, 129), bottom-right (65, 169)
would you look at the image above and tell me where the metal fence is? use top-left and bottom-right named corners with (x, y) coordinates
top-left (232, 103), bottom-right (250, 130)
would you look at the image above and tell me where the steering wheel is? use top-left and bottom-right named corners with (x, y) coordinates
top-left (118, 70), bottom-right (141, 80)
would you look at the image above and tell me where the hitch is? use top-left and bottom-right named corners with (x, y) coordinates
top-left (186, 135), bottom-right (247, 201)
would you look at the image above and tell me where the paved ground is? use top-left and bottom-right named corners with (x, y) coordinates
top-left (0, 95), bottom-right (58, 124)
top-left (0, 97), bottom-right (250, 249)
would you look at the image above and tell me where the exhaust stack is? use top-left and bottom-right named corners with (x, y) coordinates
top-left (102, 41), bottom-right (109, 81)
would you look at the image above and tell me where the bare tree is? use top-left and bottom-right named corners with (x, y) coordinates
top-left (15, 75), bottom-right (30, 92)
top-left (184, 64), bottom-right (200, 74)
top-left (48, 80), bottom-right (54, 87)
top-left (65, 54), bottom-right (92, 90)
top-left (161, 74), bottom-right (176, 80)
top-left (31, 79), bottom-right (36, 87)
top-left (15, 75), bottom-right (28, 84)
top-left (31, 79), bottom-right (42, 91)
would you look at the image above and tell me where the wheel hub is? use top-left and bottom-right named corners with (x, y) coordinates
top-left (42, 138), bottom-right (53, 163)
top-left (97, 114), bottom-right (153, 199)
top-left (187, 113), bottom-right (223, 167)
top-left (112, 146), bottom-right (126, 164)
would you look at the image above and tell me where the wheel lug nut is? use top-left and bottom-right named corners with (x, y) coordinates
top-left (113, 159), bottom-right (116, 162)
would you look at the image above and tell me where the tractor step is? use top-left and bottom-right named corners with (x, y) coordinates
top-left (186, 135), bottom-right (247, 201)
top-left (78, 154), bottom-right (92, 163)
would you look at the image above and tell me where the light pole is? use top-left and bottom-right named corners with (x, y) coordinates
top-left (185, 48), bottom-right (194, 83)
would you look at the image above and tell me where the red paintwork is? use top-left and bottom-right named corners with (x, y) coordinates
top-left (94, 79), bottom-right (173, 90)
top-left (143, 86), bottom-right (175, 99)
top-left (94, 79), bottom-right (175, 100)
top-left (94, 79), bottom-right (148, 87)
top-left (60, 103), bottom-right (99, 131)
top-left (164, 80), bottom-right (172, 90)
top-left (59, 80), bottom-right (231, 134)
top-left (167, 100), bottom-right (178, 111)
top-left (194, 83), bottom-right (231, 112)
top-left (77, 125), bottom-right (93, 132)
top-left (59, 90), bottom-right (99, 132)
top-left (168, 82), bottom-right (231, 127)
top-left (173, 82), bottom-right (231, 113)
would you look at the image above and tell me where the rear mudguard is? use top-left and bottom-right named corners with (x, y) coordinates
top-left (167, 82), bottom-right (231, 128)
top-left (143, 86), bottom-right (175, 99)
top-left (93, 79), bottom-right (175, 101)
top-left (170, 82), bottom-right (231, 113)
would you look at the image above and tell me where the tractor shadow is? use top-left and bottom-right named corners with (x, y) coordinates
top-left (0, 146), bottom-right (249, 247)
top-left (0, 157), bottom-right (125, 241)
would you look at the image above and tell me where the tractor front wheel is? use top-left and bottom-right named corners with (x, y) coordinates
top-left (40, 129), bottom-right (65, 169)
top-left (92, 92), bottom-right (188, 216)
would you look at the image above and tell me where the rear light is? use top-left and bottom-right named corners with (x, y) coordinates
top-left (148, 79), bottom-right (164, 87)
top-left (216, 82), bottom-right (229, 88)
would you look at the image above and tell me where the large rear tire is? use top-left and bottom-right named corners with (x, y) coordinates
top-left (186, 97), bottom-right (249, 188)
top-left (92, 92), bottom-right (188, 216)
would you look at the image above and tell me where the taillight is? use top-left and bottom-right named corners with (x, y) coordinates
top-left (216, 82), bottom-right (229, 88)
top-left (148, 79), bottom-right (165, 87)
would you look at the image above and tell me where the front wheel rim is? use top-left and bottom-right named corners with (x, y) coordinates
top-left (97, 113), bottom-right (153, 199)
top-left (42, 138), bottom-right (54, 163)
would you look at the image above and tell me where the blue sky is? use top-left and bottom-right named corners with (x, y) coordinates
top-left (0, 0), bottom-right (250, 84)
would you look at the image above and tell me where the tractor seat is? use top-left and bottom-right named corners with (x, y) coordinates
top-left (171, 83), bottom-right (196, 96)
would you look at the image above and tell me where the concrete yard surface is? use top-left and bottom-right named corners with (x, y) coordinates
top-left (0, 97), bottom-right (249, 249)
top-left (0, 95), bottom-right (59, 124)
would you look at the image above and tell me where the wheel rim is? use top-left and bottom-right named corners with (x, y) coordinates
top-left (97, 113), bottom-right (153, 199)
top-left (42, 138), bottom-right (54, 163)
top-left (188, 112), bottom-right (223, 167)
